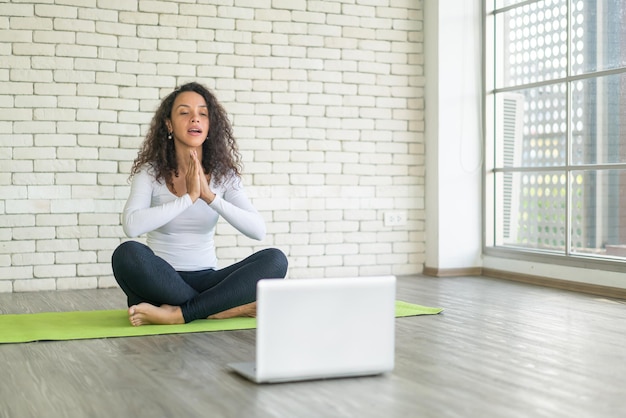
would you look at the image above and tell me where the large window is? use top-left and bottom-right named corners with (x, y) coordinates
top-left (485, 0), bottom-right (626, 263)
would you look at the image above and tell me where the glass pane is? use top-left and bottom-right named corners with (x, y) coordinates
top-left (494, 84), bottom-right (567, 168)
top-left (571, 0), bottom-right (626, 75)
top-left (571, 169), bottom-right (626, 257)
top-left (495, 0), bottom-right (568, 89)
top-left (495, 171), bottom-right (566, 251)
top-left (571, 72), bottom-right (626, 164)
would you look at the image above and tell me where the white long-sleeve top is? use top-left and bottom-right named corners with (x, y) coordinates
top-left (122, 165), bottom-right (266, 271)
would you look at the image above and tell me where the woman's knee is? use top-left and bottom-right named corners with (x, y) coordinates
top-left (111, 240), bottom-right (148, 267)
top-left (261, 247), bottom-right (288, 277)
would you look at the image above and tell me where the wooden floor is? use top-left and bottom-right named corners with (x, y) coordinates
top-left (1, 275), bottom-right (625, 418)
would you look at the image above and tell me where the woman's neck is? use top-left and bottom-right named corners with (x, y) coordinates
top-left (175, 146), bottom-right (202, 174)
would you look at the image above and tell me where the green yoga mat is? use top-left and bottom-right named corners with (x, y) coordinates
top-left (0, 301), bottom-right (442, 344)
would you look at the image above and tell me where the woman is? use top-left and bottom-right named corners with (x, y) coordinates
top-left (111, 82), bottom-right (288, 326)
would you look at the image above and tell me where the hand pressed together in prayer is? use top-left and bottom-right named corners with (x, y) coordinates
top-left (186, 149), bottom-right (215, 204)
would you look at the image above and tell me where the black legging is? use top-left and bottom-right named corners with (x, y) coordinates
top-left (111, 241), bottom-right (288, 323)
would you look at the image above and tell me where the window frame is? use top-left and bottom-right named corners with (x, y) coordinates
top-left (482, 0), bottom-right (626, 274)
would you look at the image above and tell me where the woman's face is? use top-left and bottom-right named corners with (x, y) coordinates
top-left (166, 91), bottom-right (210, 150)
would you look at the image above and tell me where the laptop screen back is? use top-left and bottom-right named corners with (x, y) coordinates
top-left (255, 276), bottom-right (396, 382)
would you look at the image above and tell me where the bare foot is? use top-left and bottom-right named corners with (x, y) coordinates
top-left (207, 302), bottom-right (257, 320)
top-left (128, 303), bottom-right (184, 326)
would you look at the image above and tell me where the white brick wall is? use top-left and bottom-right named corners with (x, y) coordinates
top-left (0, 0), bottom-right (425, 292)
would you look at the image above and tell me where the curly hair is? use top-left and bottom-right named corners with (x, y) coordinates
top-left (130, 82), bottom-right (242, 187)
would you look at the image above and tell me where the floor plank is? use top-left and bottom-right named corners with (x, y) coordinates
top-left (0, 275), bottom-right (625, 418)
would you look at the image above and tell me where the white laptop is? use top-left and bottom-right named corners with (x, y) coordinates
top-left (228, 275), bottom-right (396, 384)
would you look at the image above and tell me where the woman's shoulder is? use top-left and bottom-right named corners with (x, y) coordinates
top-left (215, 169), bottom-right (243, 190)
top-left (133, 163), bottom-right (165, 185)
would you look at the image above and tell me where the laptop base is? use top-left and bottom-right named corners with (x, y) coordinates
top-left (227, 362), bottom-right (386, 384)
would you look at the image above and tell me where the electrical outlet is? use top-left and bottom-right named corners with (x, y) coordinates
top-left (383, 211), bottom-right (407, 227)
